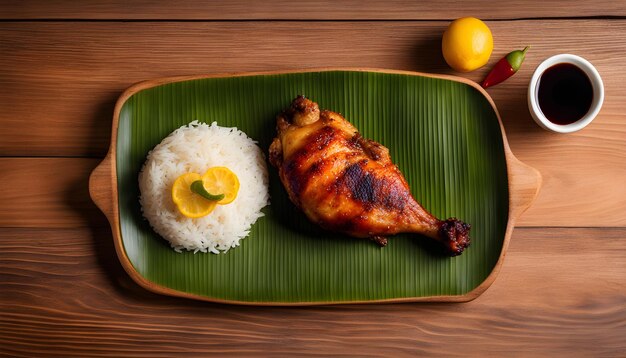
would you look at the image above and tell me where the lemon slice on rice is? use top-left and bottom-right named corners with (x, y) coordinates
top-left (172, 173), bottom-right (218, 218)
top-left (201, 167), bottom-right (240, 205)
top-left (172, 167), bottom-right (239, 218)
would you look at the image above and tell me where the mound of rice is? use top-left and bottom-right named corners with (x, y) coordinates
top-left (139, 121), bottom-right (269, 253)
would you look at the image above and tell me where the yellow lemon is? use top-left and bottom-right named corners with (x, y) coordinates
top-left (201, 167), bottom-right (240, 205)
top-left (171, 172), bottom-right (217, 218)
top-left (442, 17), bottom-right (493, 72)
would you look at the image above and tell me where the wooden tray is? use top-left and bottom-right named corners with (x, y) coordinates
top-left (89, 69), bottom-right (541, 305)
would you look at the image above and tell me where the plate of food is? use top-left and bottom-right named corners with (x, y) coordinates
top-left (89, 69), bottom-right (541, 305)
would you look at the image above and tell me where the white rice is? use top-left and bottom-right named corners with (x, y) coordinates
top-left (138, 121), bottom-right (269, 253)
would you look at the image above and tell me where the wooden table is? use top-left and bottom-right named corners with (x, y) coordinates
top-left (1, 2), bottom-right (625, 356)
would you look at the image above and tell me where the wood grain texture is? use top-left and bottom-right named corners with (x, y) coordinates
top-left (2, 20), bottom-right (625, 158)
top-left (1, 20), bottom-right (625, 227)
top-left (1, 227), bottom-right (624, 356)
top-left (1, 0), bottom-right (625, 20)
top-left (1, 1), bottom-right (625, 355)
top-left (0, 158), bottom-right (102, 228)
top-left (0, 151), bottom-right (617, 231)
top-left (0, 31), bottom-right (626, 226)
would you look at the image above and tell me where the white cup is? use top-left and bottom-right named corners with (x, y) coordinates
top-left (528, 54), bottom-right (604, 133)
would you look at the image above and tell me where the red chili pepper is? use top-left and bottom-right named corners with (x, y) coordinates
top-left (481, 46), bottom-right (530, 88)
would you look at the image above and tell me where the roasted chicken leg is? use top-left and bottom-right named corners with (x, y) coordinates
top-left (269, 96), bottom-right (470, 256)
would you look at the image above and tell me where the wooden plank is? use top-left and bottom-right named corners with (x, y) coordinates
top-left (1, 227), bottom-right (624, 356)
top-left (1, 0), bottom-right (625, 20)
top-left (0, 158), bottom-right (103, 228)
top-left (0, 156), bottom-right (623, 231)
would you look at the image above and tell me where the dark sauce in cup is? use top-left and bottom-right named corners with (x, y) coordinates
top-left (537, 63), bottom-right (593, 125)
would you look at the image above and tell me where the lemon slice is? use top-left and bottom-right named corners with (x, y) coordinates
top-left (201, 167), bottom-right (240, 205)
top-left (171, 173), bottom-right (218, 218)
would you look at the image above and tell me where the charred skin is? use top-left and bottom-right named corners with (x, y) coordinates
top-left (269, 96), bottom-right (471, 256)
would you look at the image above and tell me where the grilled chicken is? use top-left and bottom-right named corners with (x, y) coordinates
top-left (269, 96), bottom-right (470, 256)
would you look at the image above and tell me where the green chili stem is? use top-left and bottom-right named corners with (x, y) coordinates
top-left (190, 180), bottom-right (224, 201)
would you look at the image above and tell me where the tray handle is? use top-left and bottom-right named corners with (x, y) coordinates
top-left (89, 154), bottom-right (115, 222)
top-left (508, 153), bottom-right (542, 220)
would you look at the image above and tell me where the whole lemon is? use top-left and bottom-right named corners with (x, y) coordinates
top-left (442, 17), bottom-right (493, 72)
